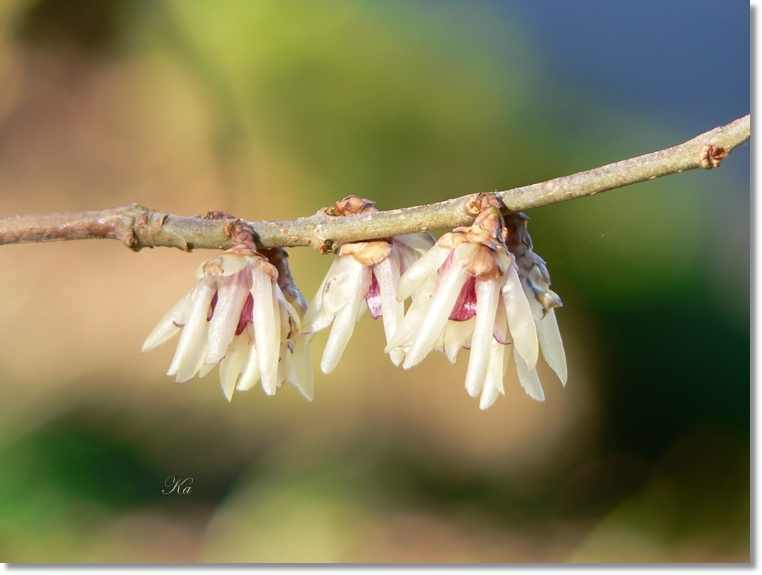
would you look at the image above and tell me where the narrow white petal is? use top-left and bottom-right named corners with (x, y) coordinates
top-left (503, 263), bottom-right (539, 369)
top-left (290, 331), bottom-right (313, 353)
top-left (278, 294), bottom-right (292, 341)
top-left (304, 256), bottom-right (365, 334)
top-left (355, 297), bottom-right (368, 322)
top-left (302, 257), bottom-right (341, 328)
top-left (175, 323), bottom-right (209, 383)
top-left (195, 253), bottom-right (249, 281)
top-left (403, 262), bottom-right (469, 369)
top-left (396, 245), bottom-right (451, 302)
top-left (142, 287), bottom-right (194, 353)
top-left (306, 309), bottom-right (336, 334)
top-left (146, 324), bottom-right (182, 355)
top-left (220, 334), bottom-right (248, 400)
top-left (167, 277), bottom-right (217, 375)
top-left (513, 345), bottom-right (545, 401)
top-left (479, 384), bottom-right (500, 410)
top-left (287, 344), bottom-right (314, 401)
top-left (394, 241), bottom-right (420, 277)
top-left (198, 363), bottom-right (216, 379)
top-left (385, 272), bottom-right (438, 352)
top-left (236, 339), bottom-right (261, 391)
top-left (321, 266), bottom-right (372, 373)
top-left (524, 285), bottom-right (546, 322)
top-left (453, 242), bottom-right (480, 267)
top-left (276, 343), bottom-right (288, 391)
top-left (389, 349), bottom-right (406, 366)
top-left (479, 337), bottom-right (506, 409)
top-left (254, 274), bottom-right (281, 395)
top-left (465, 278), bottom-right (501, 397)
top-left (376, 257), bottom-right (403, 345)
top-left (275, 286), bottom-right (302, 338)
top-left (394, 233), bottom-right (436, 253)
top-left (323, 256), bottom-right (365, 317)
top-left (537, 308), bottom-right (568, 385)
top-left (206, 271), bottom-right (250, 364)
top-left (443, 317), bottom-right (476, 364)
top-left (219, 253), bottom-right (251, 276)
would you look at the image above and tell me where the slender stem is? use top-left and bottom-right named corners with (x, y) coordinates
top-left (0, 114), bottom-right (749, 253)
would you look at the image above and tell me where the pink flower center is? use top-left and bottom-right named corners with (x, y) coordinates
top-left (449, 276), bottom-right (477, 321)
top-left (208, 291), bottom-right (254, 335)
top-left (235, 294), bottom-right (254, 335)
top-left (439, 250), bottom-right (510, 344)
top-left (365, 271), bottom-right (383, 319)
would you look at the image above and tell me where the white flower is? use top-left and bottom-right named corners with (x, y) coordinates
top-left (303, 233), bottom-right (434, 373)
top-left (142, 248), bottom-right (314, 401)
top-left (386, 202), bottom-right (566, 409)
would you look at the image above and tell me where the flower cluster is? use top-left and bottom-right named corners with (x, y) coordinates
top-left (301, 195), bottom-right (434, 371)
top-left (143, 195), bottom-right (566, 409)
top-left (142, 222), bottom-right (313, 401)
top-left (385, 198), bottom-right (566, 408)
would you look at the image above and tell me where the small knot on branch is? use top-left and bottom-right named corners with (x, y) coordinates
top-left (323, 196), bottom-right (376, 216)
top-left (465, 192), bottom-right (503, 216)
top-left (126, 204), bottom-right (173, 252)
top-left (318, 239), bottom-right (335, 254)
top-left (699, 144), bottom-right (727, 169)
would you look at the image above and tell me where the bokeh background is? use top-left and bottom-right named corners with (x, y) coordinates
top-left (0, 0), bottom-right (749, 563)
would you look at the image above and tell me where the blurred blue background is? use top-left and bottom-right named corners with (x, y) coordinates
top-left (0, 0), bottom-right (749, 562)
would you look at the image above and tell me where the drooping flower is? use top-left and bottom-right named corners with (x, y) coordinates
top-left (385, 195), bottom-right (566, 409)
top-left (302, 196), bottom-right (435, 372)
top-left (142, 232), bottom-right (313, 401)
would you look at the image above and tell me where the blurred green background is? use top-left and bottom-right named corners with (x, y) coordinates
top-left (0, 0), bottom-right (749, 563)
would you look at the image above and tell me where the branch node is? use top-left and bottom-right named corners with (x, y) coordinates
top-left (323, 196), bottom-right (376, 216)
top-left (699, 144), bottom-right (727, 169)
top-left (203, 210), bottom-right (236, 220)
top-left (132, 209), bottom-right (175, 251)
top-left (464, 194), bottom-right (482, 216)
top-left (465, 192), bottom-right (503, 217)
top-left (318, 239), bottom-right (335, 254)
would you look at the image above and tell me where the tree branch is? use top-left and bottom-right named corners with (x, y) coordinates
top-left (0, 114), bottom-right (749, 253)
